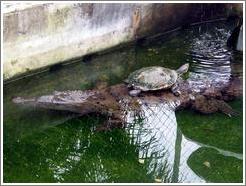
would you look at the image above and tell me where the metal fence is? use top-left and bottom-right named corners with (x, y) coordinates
top-left (123, 99), bottom-right (205, 183)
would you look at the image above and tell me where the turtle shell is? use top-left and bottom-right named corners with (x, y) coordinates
top-left (126, 66), bottom-right (178, 91)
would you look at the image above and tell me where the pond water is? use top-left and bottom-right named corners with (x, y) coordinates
top-left (3, 21), bottom-right (243, 183)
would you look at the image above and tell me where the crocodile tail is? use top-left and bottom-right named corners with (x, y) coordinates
top-left (218, 100), bottom-right (240, 117)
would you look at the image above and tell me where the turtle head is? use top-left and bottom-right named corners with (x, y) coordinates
top-left (176, 63), bottom-right (189, 75)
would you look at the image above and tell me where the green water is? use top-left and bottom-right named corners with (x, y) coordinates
top-left (3, 21), bottom-right (243, 183)
top-left (177, 99), bottom-right (243, 183)
top-left (177, 98), bottom-right (243, 154)
top-left (187, 147), bottom-right (243, 183)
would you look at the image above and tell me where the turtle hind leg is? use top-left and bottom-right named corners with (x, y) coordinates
top-left (217, 100), bottom-right (240, 117)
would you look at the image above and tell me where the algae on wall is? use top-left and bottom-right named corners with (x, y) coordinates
top-left (2, 3), bottom-right (243, 80)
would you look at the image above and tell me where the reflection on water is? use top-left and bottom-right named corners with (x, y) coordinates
top-left (46, 146), bottom-right (110, 182)
top-left (125, 100), bottom-right (205, 182)
top-left (3, 21), bottom-right (243, 183)
top-left (124, 97), bottom-right (243, 183)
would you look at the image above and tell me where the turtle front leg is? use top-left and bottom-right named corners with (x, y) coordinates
top-left (171, 84), bottom-right (181, 96)
top-left (129, 89), bottom-right (141, 97)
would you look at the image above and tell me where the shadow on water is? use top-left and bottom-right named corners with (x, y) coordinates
top-left (3, 21), bottom-right (243, 183)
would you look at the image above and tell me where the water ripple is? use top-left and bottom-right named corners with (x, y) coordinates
top-left (186, 28), bottom-right (235, 91)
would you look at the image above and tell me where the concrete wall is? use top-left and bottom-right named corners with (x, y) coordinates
top-left (3, 3), bottom-right (243, 80)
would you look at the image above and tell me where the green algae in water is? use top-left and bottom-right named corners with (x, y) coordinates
top-left (176, 98), bottom-right (243, 154)
top-left (3, 21), bottom-right (243, 183)
top-left (3, 29), bottom-right (190, 183)
top-left (187, 147), bottom-right (243, 183)
top-left (4, 115), bottom-right (172, 183)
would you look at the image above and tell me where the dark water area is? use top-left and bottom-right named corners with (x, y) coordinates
top-left (3, 21), bottom-right (243, 183)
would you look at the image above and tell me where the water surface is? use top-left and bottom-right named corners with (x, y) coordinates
top-left (3, 21), bottom-right (243, 183)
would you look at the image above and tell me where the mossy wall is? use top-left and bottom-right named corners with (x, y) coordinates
top-left (3, 3), bottom-right (243, 80)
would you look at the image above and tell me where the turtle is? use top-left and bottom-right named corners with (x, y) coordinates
top-left (124, 63), bottom-right (189, 96)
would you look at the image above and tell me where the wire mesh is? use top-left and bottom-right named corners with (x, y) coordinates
top-left (122, 98), bottom-right (205, 183)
